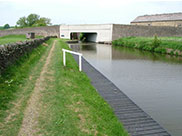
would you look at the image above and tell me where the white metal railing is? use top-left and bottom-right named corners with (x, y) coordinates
top-left (62, 49), bottom-right (83, 71)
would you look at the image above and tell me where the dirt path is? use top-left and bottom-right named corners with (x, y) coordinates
top-left (18, 40), bottom-right (57, 136)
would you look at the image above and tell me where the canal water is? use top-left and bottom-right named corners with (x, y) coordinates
top-left (69, 43), bottom-right (182, 136)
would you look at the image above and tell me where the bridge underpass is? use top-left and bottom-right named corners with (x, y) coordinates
top-left (70, 32), bottom-right (97, 42)
top-left (60, 24), bottom-right (113, 43)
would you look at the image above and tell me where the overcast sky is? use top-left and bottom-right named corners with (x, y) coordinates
top-left (0, 0), bottom-right (182, 26)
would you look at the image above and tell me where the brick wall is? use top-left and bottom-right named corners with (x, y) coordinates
top-left (112, 24), bottom-right (182, 41)
top-left (0, 25), bottom-right (60, 37)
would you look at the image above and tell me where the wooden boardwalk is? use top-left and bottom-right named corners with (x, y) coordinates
top-left (73, 55), bottom-right (171, 136)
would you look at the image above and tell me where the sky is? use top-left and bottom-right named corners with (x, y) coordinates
top-left (0, 0), bottom-right (182, 26)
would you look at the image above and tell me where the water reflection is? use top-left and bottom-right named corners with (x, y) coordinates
top-left (69, 43), bottom-right (182, 136)
top-left (70, 43), bottom-right (182, 64)
top-left (112, 46), bottom-right (182, 64)
top-left (69, 43), bottom-right (112, 60)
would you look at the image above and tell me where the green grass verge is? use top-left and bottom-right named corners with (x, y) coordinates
top-left (0, 39), bottom-right (52, 135)
top-left (0, 34), bottom-right (43, 45)
top-left (112, 36), bottom-right (182, 55)
top-left (0, 38), bottom-right (128, 136)
top-left (37, 39), bottom-right (128, 135)
top-left (0, 40), bottom-right (47, 112)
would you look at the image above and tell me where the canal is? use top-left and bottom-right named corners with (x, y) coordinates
top-left (69, 43), bottom-right (182, 136)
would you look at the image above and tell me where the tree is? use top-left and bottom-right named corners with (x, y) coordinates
top-left (33, 17), bottom-right (51, 27)
top-left (151, 35), bottom-right (161, 51)
top-left (16, 14), bottom-right (51, 27)
top-left (16, 17), bottom-right (28, 27)
top-left (3, 24), bottom-right (10, 29)
top-left (26, 14), bottom-right (40, 26)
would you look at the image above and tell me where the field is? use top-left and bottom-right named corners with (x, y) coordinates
top-left (0, 34), bottom-right (43, 45)
top-left (0, 26), bottom-right (15, 30)
top-left (0, 37), bottom-right (128, 136)
top-left (112, 36), bottom-right (182, 55)
top-left (0, 27), bottom-right (4, 30)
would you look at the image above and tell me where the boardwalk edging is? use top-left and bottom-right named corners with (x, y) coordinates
top-left (73, 55), bottom-right (171, 136)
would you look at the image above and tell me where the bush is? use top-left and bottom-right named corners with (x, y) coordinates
top-left (3, 24), bottom-right (10, 29)
top-left (137, 41), bottom-right (148, 49)
top-left (170, 50), bottom-right (174, 55)
top-left (151, 35), bottom-right (161, 51)
top-left (142, 45), bottom-right (153, 51)
top-left (112, 40), bottom-right (124, 46)
top-left (175, 51), bottom-right (179, 56)
top-left (154, 47), bottom-right (166, 54)
top-left (79, 33), bottom-right (86, 42)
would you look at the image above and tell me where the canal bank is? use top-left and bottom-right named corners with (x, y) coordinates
top-left (69, 43), bottom-right (182, 136)
top-left (0, 39), bottom-right (128, 136)
top-left (73, 54), bottom-right (171, 135)
top-left (112, 36), bottom-right (182, 57)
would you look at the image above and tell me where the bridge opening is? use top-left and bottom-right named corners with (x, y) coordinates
top-left (70, 32), bottom-right (97, 42)
top-left (70, 33), bottom-right (79, 40)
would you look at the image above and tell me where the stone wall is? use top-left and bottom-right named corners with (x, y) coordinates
top-left (0, 36), bottom-right (55, 73)
top-left (131, 20), bottom-right (182, 27)
top-left (0, 25), bottom-right (60, 37)
top-left (112, 24), bottom-right (182, 41)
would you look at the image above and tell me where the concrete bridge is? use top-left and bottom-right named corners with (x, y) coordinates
top-left (60, 24), bottom-right (113, 43)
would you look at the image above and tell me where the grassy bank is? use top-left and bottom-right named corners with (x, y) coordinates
top-left (112, 36), bottom-right (182, 56)
top-left (37, 39), bottom-right (128, 135)
top-left (0, 40), bottom-right (48, 112)
top-left (0, 40), bottom-right (50, 135)
top-left (0, 34), bottom-right (43, 45)
top-left (0, 38), bottom-right (128, 136)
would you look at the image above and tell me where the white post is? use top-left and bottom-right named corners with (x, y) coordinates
top-left (63, 50), bottom-right (66, 66)
top-left (79, 55), bottom-right (82, 71)
top-left (62, 49), bottom-right (82, 72)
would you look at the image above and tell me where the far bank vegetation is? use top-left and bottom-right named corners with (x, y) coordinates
top-left (112, 36), bottom-right (182, 56)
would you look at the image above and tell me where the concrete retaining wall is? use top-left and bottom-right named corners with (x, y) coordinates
top-left (0, 26), bottom-right (60, 37)
top-left (112, 24), bottom-right (182, 41)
